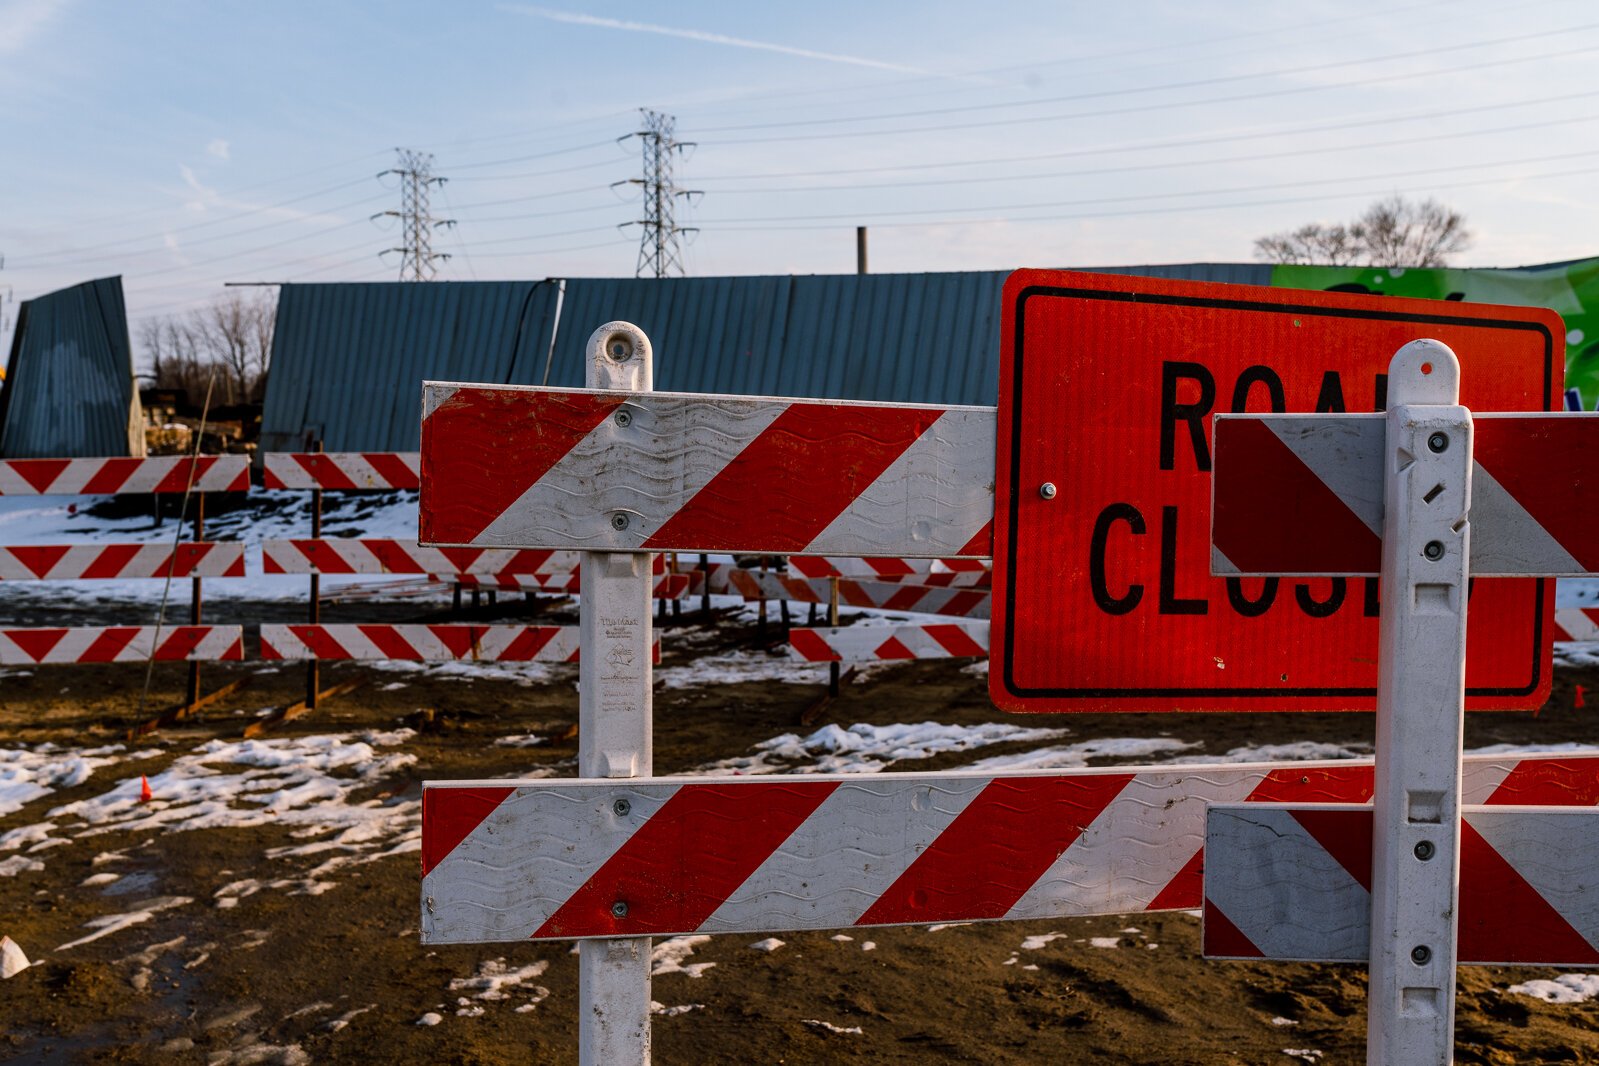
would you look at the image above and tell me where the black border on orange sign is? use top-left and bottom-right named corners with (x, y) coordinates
top-left (995, 273), bottom-right (1558, 711)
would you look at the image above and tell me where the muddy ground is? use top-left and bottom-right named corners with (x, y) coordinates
top-left (4, 595), bottom-right (1599, 1065)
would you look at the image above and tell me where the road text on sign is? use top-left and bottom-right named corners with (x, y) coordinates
top-left (990, 270), bottom-right (1561, 713)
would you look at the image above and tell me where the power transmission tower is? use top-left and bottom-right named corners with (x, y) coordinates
top-left (618, 110), bottom-right (700, 279)
top-left (375, 149), bottom-right (454, 281)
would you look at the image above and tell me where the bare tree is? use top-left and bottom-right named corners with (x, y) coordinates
top-left (138, 291), bottom-right (276, 405)
top-left (1254, 196), bottom-right (1471, 268)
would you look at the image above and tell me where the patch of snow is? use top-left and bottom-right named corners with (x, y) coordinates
top-left (696, 721), bottom-right (1071, 775)
top-left (1173, 742), bottom-right (1370, 764)
top-left (1272, 1017), bottom-right (1299, 1027)
top-left (830, 934), bottom-right (853, 942)
top-left (926, 923), bottom-right (971, 933)
top-left (1507, 974), bottom-right (1599, 1003)
top-left (651, 935), bottom-right (716, 978)
top-left (325, 1004), bottom-right (376, 1032)
top-left (0, 744), bottom-right (156, 817)
top-left (80, 872), bottom-right (119, 887)
top-left (1020, 933), bottom-right (1067, 951)
top-left (650, 1001), bottom-right (704, 1017)
top-left (494, 734), bottom-right (547, 748)
top-left (1089, 937), bottom-right (1121, 949)
top-left (57, 896), bottom-right (192, 950)
top-left (804, 1019), bottom-right (864, 1035)
top-left (748, 937), bottom-right (784, 953)
top-left (449, 958), bottom-right (550, 1002)
top-left (0, 856), bottom-right (44, 877)
top-left (1283, 1052), bottom-right (1323, 1063)
top-left (861, 941), bottom-right (876, 951)
top-left (1468, 741), bottom-right (1599, 757)
top-left (10, 731), bottom-right (419, 894)
top-left (656, 649), bottom-right (823, 689)
top-left (415, 1012), bottom-right (443, 1026)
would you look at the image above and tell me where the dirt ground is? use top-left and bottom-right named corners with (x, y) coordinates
top-left (4, 596), bottom-right (1599, 1065)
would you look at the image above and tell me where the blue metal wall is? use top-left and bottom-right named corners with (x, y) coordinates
top-left (261, 265), bottom-right (1275, 452)
top-left (0, 276), bottom-right (140, 458)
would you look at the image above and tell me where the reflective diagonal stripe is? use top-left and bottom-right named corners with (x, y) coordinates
top-left (1212, 412), bottom-right (1599, 577)
top-left (261, 453), bottom-right (421, 491)
top-left (258, 624), bottom-right (600, 662)
top-left (0, 543), bottom-right (245, 580)
top-left (0, 456), bottom-right (249, 495)
top-left (0, 626), bottom-right (244, 664)
top-left (419, 754), bottom-right (1599, 944)
top-left (786, 622), bottom-right (990, 662)
top-left (262, 540), bottom-right (582, 576)
top-left (419, 384), bottom-right (995, 558)
top-left (1204, 804), bottom-right (1599, 965)
top-left (1554, 607), bottom-right (1599, 641)
top-left (729, 571), bottom-right (990, 618)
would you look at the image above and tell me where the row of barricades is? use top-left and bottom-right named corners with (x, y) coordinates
top-left (0, 454), bottom-right (1000, 676)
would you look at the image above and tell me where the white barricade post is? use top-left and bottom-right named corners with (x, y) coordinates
top-left (1206, 340), bottom-right (1599, 1065)
top-left (576, 323), bottom-right (656, 1063)
top-left (415, 275), bottom-right (1582, 1064)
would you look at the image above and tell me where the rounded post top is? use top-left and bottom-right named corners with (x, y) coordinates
top-left (586, 321), bottom-right (654, 391)
top-left (1388, 339), bottom-right (1460, 407)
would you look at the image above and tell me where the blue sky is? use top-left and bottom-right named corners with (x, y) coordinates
top-left (3, 0), bottom-right (1598, 364)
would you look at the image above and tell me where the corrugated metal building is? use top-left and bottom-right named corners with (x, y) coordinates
top-left (0, 276), bottom-right (144, 458)
top-left (260, 264), bottom-right (1272, 452)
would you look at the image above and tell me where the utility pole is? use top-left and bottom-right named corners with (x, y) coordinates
top-left (375, 149), bottom-right (454, 282)
top-left (617, 111), bottom-right (700, 279)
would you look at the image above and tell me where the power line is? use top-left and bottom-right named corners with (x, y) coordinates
top-left (375, 149), bottom-right (454, 282)
top-left (694, 20), bottom-right (1599, 135)
top-left (618, 110), bottom-right (700, 279)
top-left (706, 39), bottom-right (1599, 146)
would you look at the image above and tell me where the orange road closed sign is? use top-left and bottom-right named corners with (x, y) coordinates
top-left (990, 269), bottom-right (1562, 713)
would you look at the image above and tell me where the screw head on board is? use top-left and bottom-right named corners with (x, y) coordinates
top-left (613, 798), bottom-right (631, 817)
top-left (1411, 945), bottom-right (1431, 965)
top-left (1039, 482), bottom-right (1058, 500)
top-left (611, 900), bottom-right (629, 919)
top-left (1414, 840), bottom-right (1435, 861)
top-left (1427, 431), bottom-right (1449, 453)
top-left (1423, 540), bottom-right (1445, 561)
top-left (612, 513), bottom-right (630, 531)
top-left (614, 409), bottom-right (633, 428)
top-left (607, 335), bottom-right (635, 362)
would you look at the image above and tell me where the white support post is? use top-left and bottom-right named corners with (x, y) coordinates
top-left (1368, 339), bottom-right (1473, 1066)
top-left (578, 322), bottom-right (655, 1065)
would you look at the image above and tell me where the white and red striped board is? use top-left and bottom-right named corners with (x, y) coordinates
top-left (258, 623), bottom-right (650, 663)
top-left (1212, 412), bottom-right (1599, 576)
top-left (1554, 607), bottom-right (1599, 642)
top-left (0, 626), bottom-right (244, 665)
top-left (419, 753), bottom-right (1599, 943)
top-left (788, 621), bottom-right (989, 663)
top-left (0, 456), bottom-right (249, 496)
top-left (728, 570), bottom-right (990, 618)
top-left (262, 539), bottom-right (587, 577)
top-left (261, 452), bottom-right (421, 491)
top-left (1204, 802), bottom-right (1599, 965)
top-left (0, 543), bottom-right (245, 580)
top-left (787, 556), bottom-right (992, 588)
top-left (418, 385), bottom-right (995, 558)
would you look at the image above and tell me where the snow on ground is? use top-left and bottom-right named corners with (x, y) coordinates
top-left (1, 730), bottom-right (420, 898)
top-left (694, 721), bottom-right (1072, 775)
top-left (651, 936), bottom-right (717, 978)
top-left (1506, 974), bottom-right (1599, 1003)
top-left (0, 744), bottom-right (158, 818)
top-left (0, 491), bottom-right (428, 606)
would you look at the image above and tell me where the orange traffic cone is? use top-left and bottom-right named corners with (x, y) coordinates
top-left (138, 776), bottom-right (153, 804)
top-left (1577, 685), bottom-right (1587, 709)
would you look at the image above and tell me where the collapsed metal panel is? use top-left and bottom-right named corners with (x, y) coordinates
top-left (0, 276), bottom-right (142, 459)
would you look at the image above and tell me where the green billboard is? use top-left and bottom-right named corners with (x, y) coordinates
top-left (1270, 258), bottom-right (1599, 408)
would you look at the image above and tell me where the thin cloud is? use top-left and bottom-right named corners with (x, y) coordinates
top-left (0, 0), bottom-right (68, 54)
top-left (504, 5), bottom-right (928, 75)
top-left (206, 138), bottom-right (230, 161)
